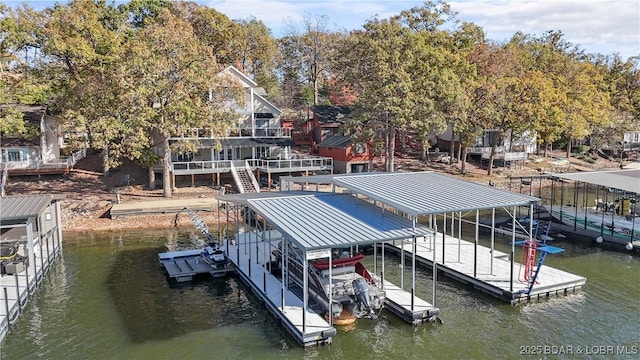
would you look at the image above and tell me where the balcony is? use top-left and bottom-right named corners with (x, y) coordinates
top-left (171, 127), bottom-right (292, 140)
top-left (170, 155), bottom-right (333, 175)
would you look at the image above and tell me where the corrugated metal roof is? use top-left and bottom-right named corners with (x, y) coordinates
top-left (247, 192), bottom-right (433, 250)
top-left (333, 172), bottom-right (540, 217)
top-left (551, 169), bottom-right (639, 194)
top-left (0, 194), bottom-right (64, 221)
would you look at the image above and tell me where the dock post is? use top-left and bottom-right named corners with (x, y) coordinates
top-left (373, 242), bottom-right (377, 274)
top-left (381, 242), bottom-right (385, 290)
top-left (248, 257), bottom-right (251, 277)
top-left (263, 272), bottom-right (266, 293)
top-left (302, 252), bottom-right (308, 335)
top-left (510, 206), bottom-right (516, 292)
top-left (3, 287), bottom-right (9, 326)
top-left (14, 275), bottom-right (21, 313)
top-left (442, 213), bottom-right (446, 264)
top-left (458, 211), bottom-right (462, 263)
top-left (412, 232), bottom-right (416, 312)
top-left (490, 208), bottom-right (495, 274)
top-left (474, 210), bottom-right (479, 278)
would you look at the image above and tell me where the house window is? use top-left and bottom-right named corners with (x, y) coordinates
top-left (256, 146), bottom-right (270, 159)
top-left (176, 152), bottom-right (193, 162)
top-left (7, 149), bottom-right (22, 162)
top-left (354, 142), bottom-right (365, 154)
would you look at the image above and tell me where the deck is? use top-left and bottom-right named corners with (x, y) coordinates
top-left (386, 232), bottom-right (586, 304)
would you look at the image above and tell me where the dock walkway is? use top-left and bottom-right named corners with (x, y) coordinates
top-left (387, 232), bottom-right (586, 304)
top-left (110, 198), bottom-right (219, 218)
top-left (227, 233), bottom-right (335, 347)
top-left (0, 233), bottom-right (61, 342)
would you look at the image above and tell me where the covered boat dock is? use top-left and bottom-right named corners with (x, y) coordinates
top-left (218, 188), bottom-right (441, 346)
top-left (0, 194), bottom-right (65, 342)
top-left (541, 169), bottom-right (639, 252)
top-left (281, 172), bottom-right (586, 304)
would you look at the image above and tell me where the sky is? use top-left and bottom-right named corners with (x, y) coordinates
top-left (5, 0), bottom-right (639, 59)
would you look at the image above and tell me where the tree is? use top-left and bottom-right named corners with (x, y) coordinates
top-left (120, 7), bottom-right (240, 197)
top-left (338, 2), bottom-right (461, 172)
top-left (278, 15), bottom-right (338, 107)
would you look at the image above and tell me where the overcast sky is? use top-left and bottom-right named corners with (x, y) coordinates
top-left (6, 0), bottom-right (639, 59)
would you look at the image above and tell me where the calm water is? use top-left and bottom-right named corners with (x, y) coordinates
top-left (1, 228), bottom-right (638, 359)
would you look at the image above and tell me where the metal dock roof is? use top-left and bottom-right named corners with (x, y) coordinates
top-left (0, 194), bottom-right (65, 221)
top-left (332, 172), bottom-right (540, 217)
top-left (220, 192), bottom-right (433, 251)
top-left (550, 169), bottom-right (639, 194)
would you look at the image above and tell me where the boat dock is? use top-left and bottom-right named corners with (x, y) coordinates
top-left (386, 233), bottom-right (586, 304)
top-left (1, 195), bottom-right (65, 343)
top-left (227, 232), bottom-right (336, 347)
top-left (159, 249), bottom-right (230, 282)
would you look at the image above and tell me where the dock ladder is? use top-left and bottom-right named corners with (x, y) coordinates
top-left (515, 240), bottom-right (565, 295)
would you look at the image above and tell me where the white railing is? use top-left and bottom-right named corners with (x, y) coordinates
top-left (172, 127), bottom-right (292, 139)
top-left (171, 160), bottom-right (233, 172)
top-left (245, 161), bottom-right (260, 193)
top-left (248, 155), bottom-right (333, 170)
top-left (171, 155), bottom-right (333, 173)
top-left (0, 148), bottom-right (86, 171)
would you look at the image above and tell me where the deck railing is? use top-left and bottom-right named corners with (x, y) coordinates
top-left (247, 155), bottom-right (333, 170)
top-left (172, 127), bottom-right (292, 139)
top-left (171, 155), bottom-right (332, 173)
top-left (0, 148), bottom-right (86, 171)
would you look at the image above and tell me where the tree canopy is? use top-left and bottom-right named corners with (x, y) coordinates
top-left (1, 0), bottom-right (637, 189)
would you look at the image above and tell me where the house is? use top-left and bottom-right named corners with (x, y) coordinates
top-left (317, 134), bottom-right (370, 174)
top-left (437, 126), bottom-right (536, 162)
top-left (623, 130), bottom-right (640, 152)
top-left (0, 105), bottom-right (86, 176)
top-left (295, 105), bottom-right (351, 153)
top-left (164, 66), bottom-right (333, 192)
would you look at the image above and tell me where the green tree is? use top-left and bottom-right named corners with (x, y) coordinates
top-left (120, 7), bottom-right (240, 197)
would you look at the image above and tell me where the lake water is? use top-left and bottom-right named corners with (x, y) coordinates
top-left (1, 228), bottom-right (638, 359)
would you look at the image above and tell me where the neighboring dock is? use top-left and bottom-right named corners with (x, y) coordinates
top-left (386, 233), bottom-right (586, 304)
top-left (0, 195), bottom-right (65, 343)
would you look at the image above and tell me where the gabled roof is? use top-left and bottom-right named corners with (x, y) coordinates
top-left (317, 134), bottom-right (351, 148)
top-left (253, 91), bottom-right (282, 116)
top-left (0, 104), bottom-right (46, 125)
top-left (313, 105), bottom-right (351, 125)
top-left (219, 65), bottom-right (259, 88)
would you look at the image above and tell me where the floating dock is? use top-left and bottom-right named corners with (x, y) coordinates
top-left (225, 230), bottom-right (439, 346)
top-left (386, 233), bottom-right (586, 304)
top-left (159, 249), bottom-right (230, 282)
top-left (1, 194), bottom-right (65, 343)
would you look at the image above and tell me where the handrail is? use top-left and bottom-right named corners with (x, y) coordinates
top-left (245, 160), bottom-right (260, 192)
top-left (0, 165), bottom-right (8, 197)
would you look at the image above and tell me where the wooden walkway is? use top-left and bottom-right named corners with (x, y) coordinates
top-left (110, 198), bottom-right (219, 218)
top-left (387, 232), bottom-right (586, 304)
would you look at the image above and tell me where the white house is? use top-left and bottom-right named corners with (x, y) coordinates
top-left (164, 66), bottom-right (332, 192)
top-left (0, 105), bottom-right (85, 176)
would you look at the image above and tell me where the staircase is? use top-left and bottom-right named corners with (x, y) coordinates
top-left (0, 166), bottom-right (8, 197)
top-left (230, 161), bottom-right (260, 194)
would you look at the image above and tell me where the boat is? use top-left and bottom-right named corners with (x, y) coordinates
top-left (272, 243), bottom-right (385, 323)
